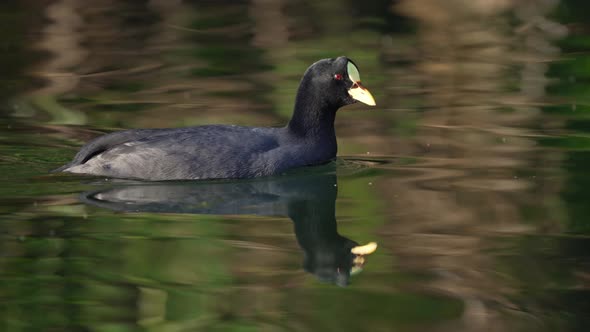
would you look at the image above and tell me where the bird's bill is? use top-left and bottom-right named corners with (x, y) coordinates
top-left (347, 61), bottom-right (376, 106)
top-left (348, 83), bottom-right (376, 106)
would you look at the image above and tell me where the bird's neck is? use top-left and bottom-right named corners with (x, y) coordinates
top-left (287, 79), bottom-right (337, 139)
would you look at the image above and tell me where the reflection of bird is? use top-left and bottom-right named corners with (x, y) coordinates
top-left (56, 57), bottom-right (375, 180)
top-left (287, 190), bottom-right (376, 286)
top-left (81, 171), bottom-right (377, 286)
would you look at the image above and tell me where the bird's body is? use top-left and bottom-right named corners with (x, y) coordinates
top-left (57, 56), bottom-right (375, 180)
top-left (60, 125), bottom-right (336, 180)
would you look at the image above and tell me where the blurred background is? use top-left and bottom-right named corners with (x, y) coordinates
top-left (1, 0), bottom-right (590, 331)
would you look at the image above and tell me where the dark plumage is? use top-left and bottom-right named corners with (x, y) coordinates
top-left (56, 56), bottom-right (375, 180)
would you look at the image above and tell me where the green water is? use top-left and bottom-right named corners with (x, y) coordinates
top-left (1, 0), bottom-right (590, 331)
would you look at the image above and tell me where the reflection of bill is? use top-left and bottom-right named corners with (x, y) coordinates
top-left (351, 243), bottom-right (378, 275)
top-left (350, 242), bottom-right (378, 275)
top-left (81, 170), bottom-right (377, 286)
top-left (352, 242), bottom-right (378, 255)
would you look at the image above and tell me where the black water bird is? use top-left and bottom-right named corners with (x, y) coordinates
top-left (56, 57), bottom-right (375, 180)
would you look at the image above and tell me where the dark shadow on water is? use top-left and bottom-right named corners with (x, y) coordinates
top-left (80, 169), bottom-right (376, 286)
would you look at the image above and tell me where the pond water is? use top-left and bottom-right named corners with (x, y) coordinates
top-left (1, 0), bottom-right (590, 331)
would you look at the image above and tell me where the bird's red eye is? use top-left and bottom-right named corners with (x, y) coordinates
top-left (334, 74), bottom-right (343, 80)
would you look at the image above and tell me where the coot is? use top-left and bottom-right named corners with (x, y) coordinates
top-left (56, 56), bottom-right (375, 180)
